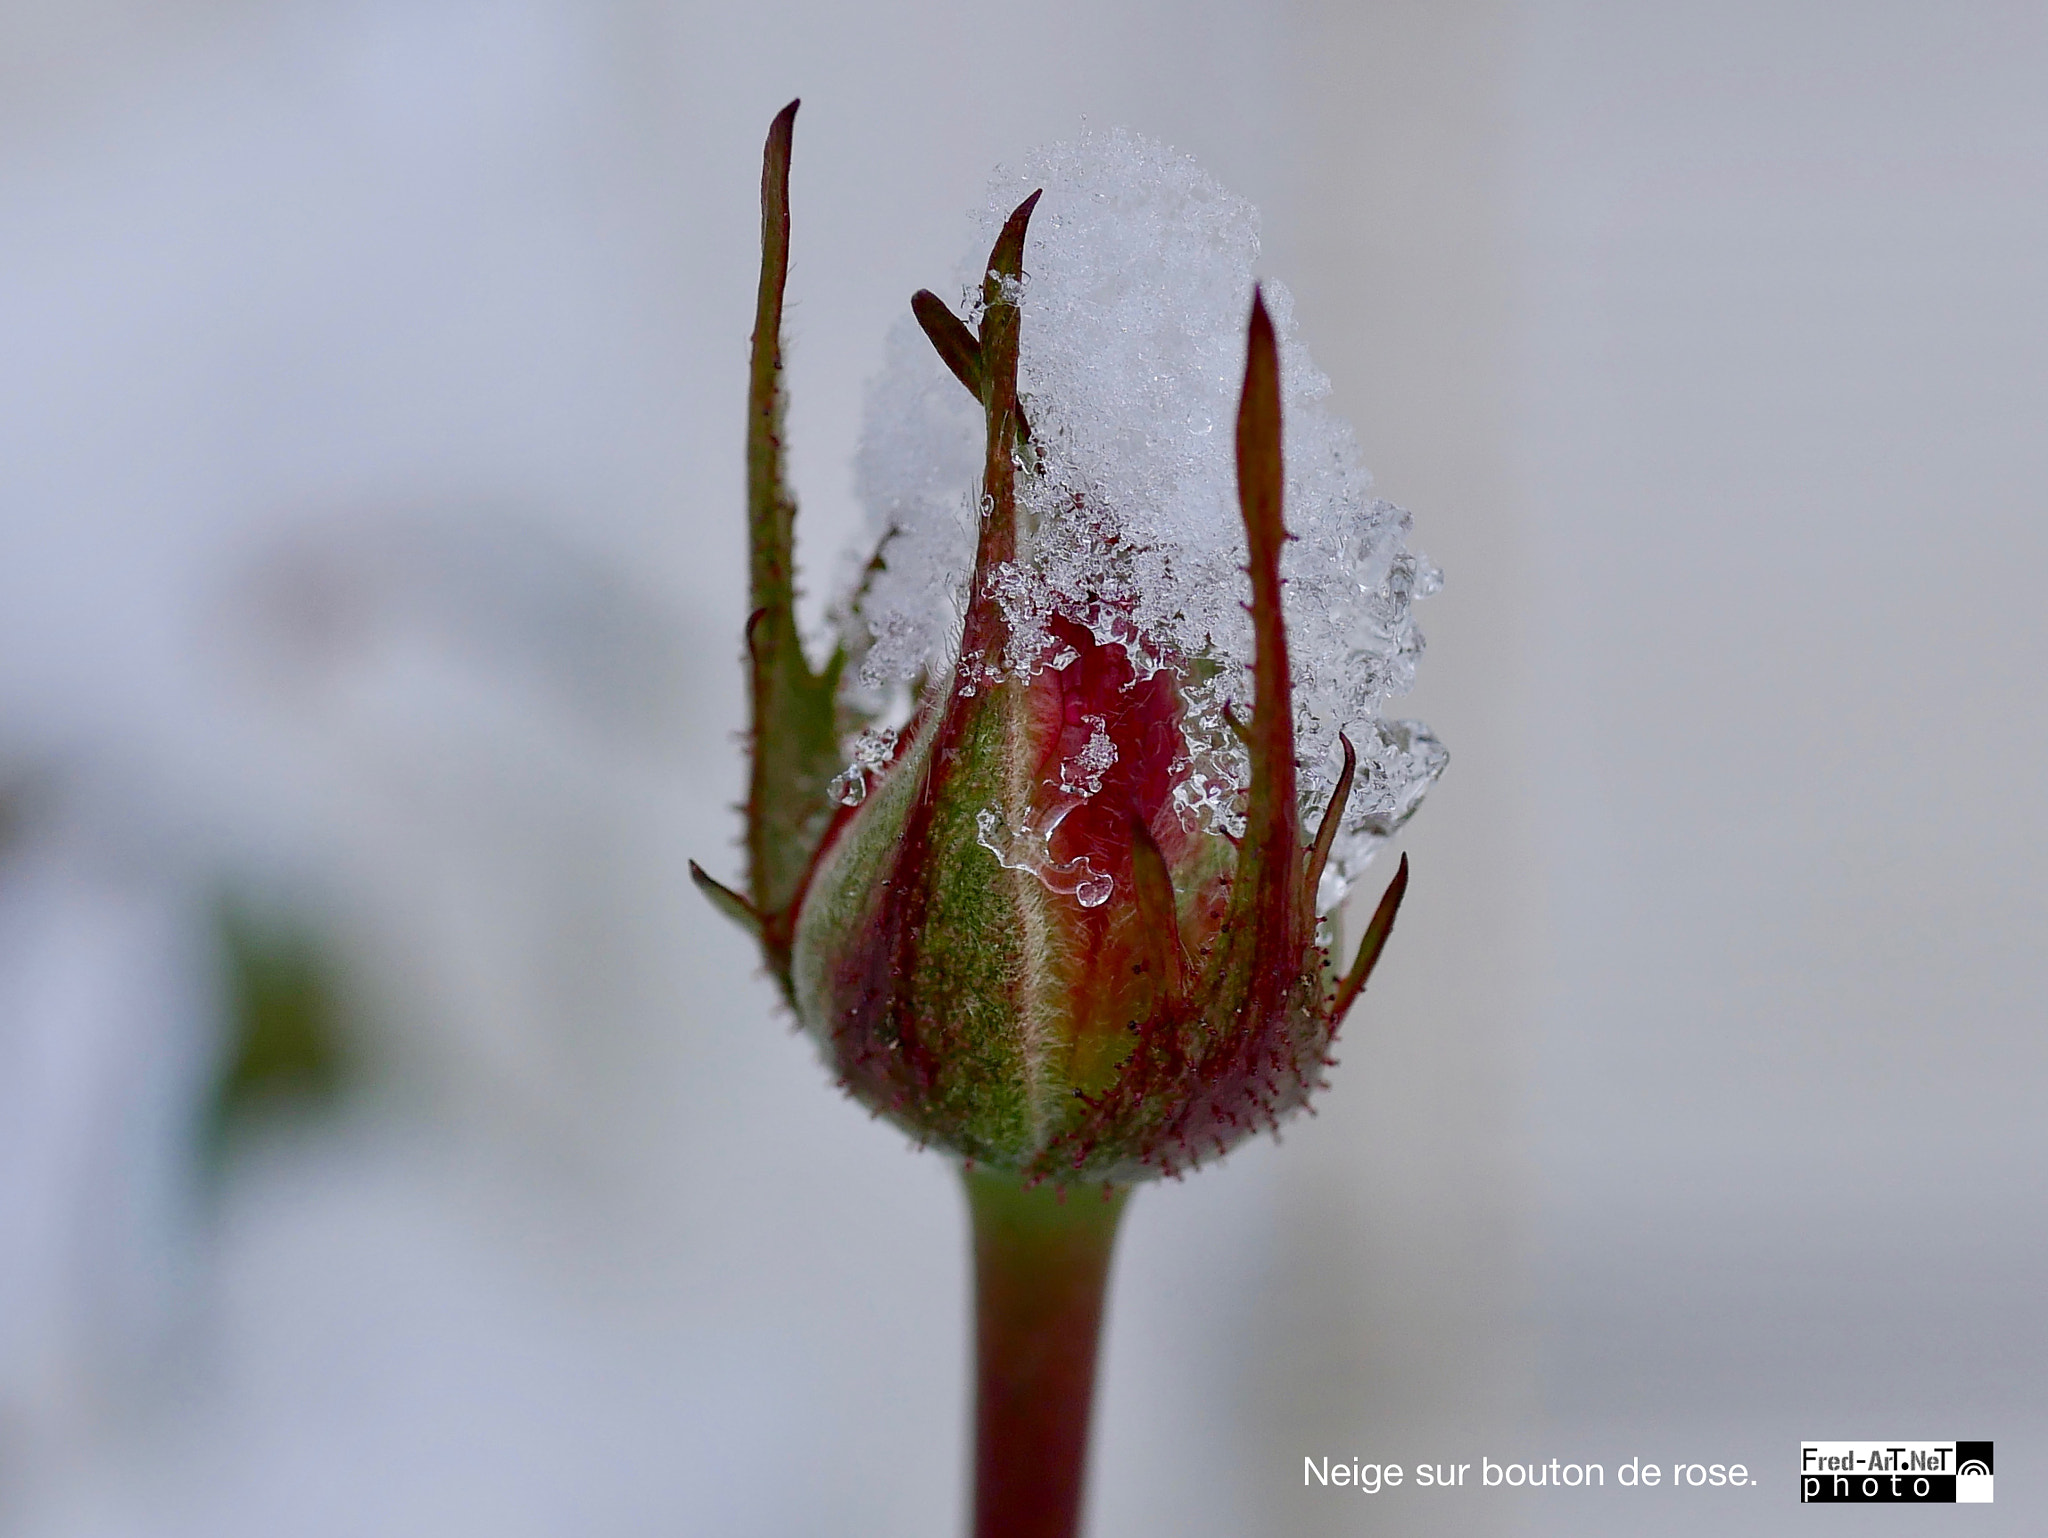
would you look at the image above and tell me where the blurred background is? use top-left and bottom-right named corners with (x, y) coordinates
top-left (1, 2), bottom-right (2041, 1533)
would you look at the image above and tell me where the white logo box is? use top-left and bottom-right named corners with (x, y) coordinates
top-left (1800, 1442), bottom-right (1955, 1473)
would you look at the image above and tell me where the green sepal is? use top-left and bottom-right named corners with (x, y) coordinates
top-left (691, 100), bottom-right (873, 997)
top-left (741, 100), bottom-right (847, 941)
top-left (1195, 288), bottom-right (1308, 1011)
top-left (1331, 853), bottom-right (1408, 1025)
top-left (912, 288), bottom-right (984, 399)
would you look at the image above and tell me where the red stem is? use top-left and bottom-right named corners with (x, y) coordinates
top-left (965, 1169), bottom-right (1130, 1538)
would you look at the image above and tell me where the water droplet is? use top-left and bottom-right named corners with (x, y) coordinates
top-left (976, 802), bottom-right (1114, 908)
top-left (828, 726), bottom-right (899, 808)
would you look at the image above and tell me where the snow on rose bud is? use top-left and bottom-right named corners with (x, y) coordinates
top-left (693, 103), bottom-right (1444, 1187)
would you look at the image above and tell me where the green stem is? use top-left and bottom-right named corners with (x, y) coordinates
top-left (965, 1168), bottom-right (1130, 1538)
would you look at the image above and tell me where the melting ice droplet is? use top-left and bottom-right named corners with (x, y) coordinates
top-left (828, 726), bottom-right (900, 808)
top-left (829, 767), bottom-right (867, 807)
top-left (976, 804), bottom-right (1114, 908)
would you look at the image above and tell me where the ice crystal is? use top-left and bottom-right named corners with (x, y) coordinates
top-left (975, 803), bottom-right (1115, 909)
top-left (827, 725), bottom-right (899, 808)
top-left (849, 128), bottom-right (1443, 907)
top-left (1057, 715), bottom-right (1118, 798)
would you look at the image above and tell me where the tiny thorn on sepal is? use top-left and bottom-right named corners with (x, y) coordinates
top-left (690, 860), bottom-right (762, 938)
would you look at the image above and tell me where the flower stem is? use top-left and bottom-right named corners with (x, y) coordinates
top-left (965, 1168), bottom-right (1129, 1538)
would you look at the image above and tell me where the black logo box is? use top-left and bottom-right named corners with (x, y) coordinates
top-left (1799, 1443), bottom-right (1993, 1504)
top-left (1802, 1474), bottom-right (1954, 1503)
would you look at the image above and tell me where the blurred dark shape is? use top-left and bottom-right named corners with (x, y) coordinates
top-left (228, 507), bottom-right (704, 760)
top-left (203, 900), bottom-right (350, 1159)
top-left (0, 764), bottom-right (56, 862)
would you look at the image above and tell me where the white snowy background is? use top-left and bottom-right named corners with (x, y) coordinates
top-left (1, 2), bottom-right (2041, 1535)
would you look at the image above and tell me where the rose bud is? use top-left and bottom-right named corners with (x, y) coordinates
top-left (694, 107), bottom-right (1444, 1189)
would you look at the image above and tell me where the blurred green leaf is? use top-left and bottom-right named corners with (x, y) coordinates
top-left (204, 900), bottom-right (349, 1157)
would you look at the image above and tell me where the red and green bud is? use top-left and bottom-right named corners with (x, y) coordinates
top-left (696, 102), bottom-right (1412, 1188)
